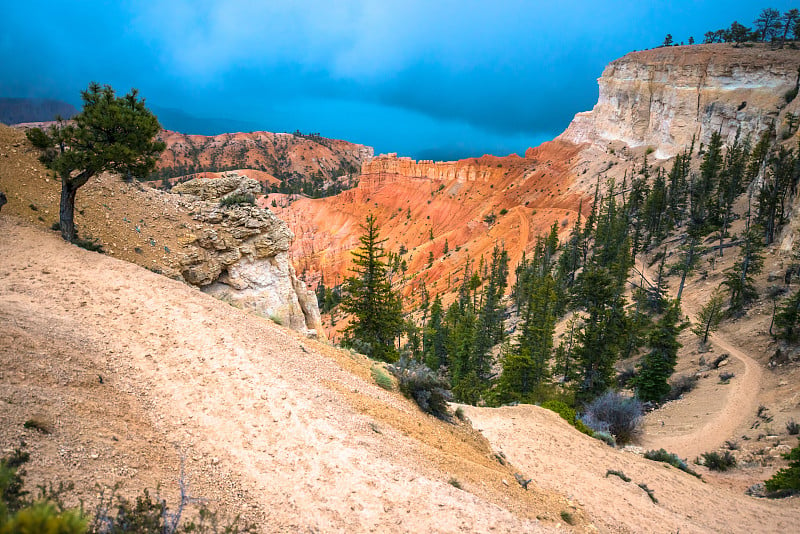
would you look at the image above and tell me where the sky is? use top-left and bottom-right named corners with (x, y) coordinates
top-left (0, 1), bottom-right (793, 160)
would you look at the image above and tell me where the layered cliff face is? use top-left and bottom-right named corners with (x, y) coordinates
top-left (560, 44), bottom-right (800, 158)
top-left (172, 175), bottom-right (323, 337)
top-left (276, 143), bottom-right (586, 328)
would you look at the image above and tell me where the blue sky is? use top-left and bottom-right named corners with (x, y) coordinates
top-left (0, 1), bottom-right (793, 159)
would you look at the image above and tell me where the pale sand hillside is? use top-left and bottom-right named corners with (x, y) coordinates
top-left (0, 216), bottom-right (583, 533)
top-left (461, 404), bottom-right (800, 534)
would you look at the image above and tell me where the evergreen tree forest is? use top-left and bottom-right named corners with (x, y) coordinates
top-left (335, 128), bottom-right (800, 417)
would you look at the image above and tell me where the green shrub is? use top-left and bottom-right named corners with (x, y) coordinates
top-left (666, 374), bottom-right (697, 401)
top-left (643, 449), bottom-right (701, 478)
top-left (2, 501), bottom-right (86, 534)
top-left (0, 447), bottom-right (30, 515)
top-left (581, 391), bottom-right (642, 444)
top-left (593, 431), bottom-right (616, 447)
top-left (220, 193), bottom-right (256, 207)
top-left (560, 511), bottom-right (575, 525)
top-left (701, 450), bottom-right (737, 471)
top-left (388, 358), bottom-right (452, 419)
top-left (370, 366), bottom-right (394, 390)
top-left (765, 438), bottom-right (800, 497)
top-left (1, 447), bottom-right (255, 533)
top-left (540, 400), bottom-right (593, 436)
top-left (787, 419), bottom-right (799, 435)
top-left (719, 371), bottom-right (735, 383)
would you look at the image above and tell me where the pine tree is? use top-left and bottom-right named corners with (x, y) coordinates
top-left (666, 148), bottom-right (690, 228)
top-left (693, 289), bottom-right (725, 344)
top-left (716, 134), bottom-right (750, 256)
top-left (723, 215), bottom-right (764, 313)
top-left (471, 244), bottom-right (509, 386)
top-left (495, 245), bottom-right (557, 403)
top-left (757, 146), bottom-right (797, 245)
top-left (572, 186), bottom-right (632, 405)
top-left (26, 83), bottom-right (165, 242)
top-left (341, 214), bottom-right (403, 362)
top-left (423, 295), bottom-right (448, 370)
top-left (699, 131), bottom-right (724, 233)
top-left (573, 265), bottom-right (628, 405)
top-left (643, 169), bottom-right (668, 247)
top-left (774, 287), bottom-right (800, 342)
top-left (635, 300), bottom-right (686, 403)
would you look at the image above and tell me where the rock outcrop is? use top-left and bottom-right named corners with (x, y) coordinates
top-left (359, 153), bottom-right (514, 184)
top-left (173, 174), bottom-right (323, 337)
top-left (560, 44), bottom-right (800, 158)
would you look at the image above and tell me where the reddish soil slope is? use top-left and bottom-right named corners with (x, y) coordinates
top-left (154, 130), bottom-right (372, 192)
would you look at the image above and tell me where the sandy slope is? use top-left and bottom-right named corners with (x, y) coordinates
top-left (0, 216), bottom-right (586, 532)
top-left (461, 404), bottom-right (800, 534)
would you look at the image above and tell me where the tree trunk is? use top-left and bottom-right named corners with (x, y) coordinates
top-left (677, 239), bottom-right (694, 301)
top-left (59, 178), bottom-right (79, 242)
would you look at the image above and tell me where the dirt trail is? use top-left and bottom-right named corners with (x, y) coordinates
top-left (637, 261), bottom-right (763, 458)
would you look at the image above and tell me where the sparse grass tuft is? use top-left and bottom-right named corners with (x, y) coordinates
top-left (643, 448), bottom-right (701, 478)
top-left (605, 469), bottom-right (631, 482)
top-left (701, 450), bottom-right (737, 471)
top-left (560, 511), bottom-right (575, 525)
top-left (23, 418), bottom-right (52, 434)
top-left (638, 483), bottom-right (658, 503)
top-left (448, 477), bottom-right (462, 489)
top-left (370, 365), bottom-right (394, 390)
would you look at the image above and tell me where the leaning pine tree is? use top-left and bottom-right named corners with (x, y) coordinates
top-left (27, 82), bottom-right (165, 242)
top-left (341, 214), bottom-right (403, 362)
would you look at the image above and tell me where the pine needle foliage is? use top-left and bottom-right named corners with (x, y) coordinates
top-left (341, 214), bottom-right (403, 362)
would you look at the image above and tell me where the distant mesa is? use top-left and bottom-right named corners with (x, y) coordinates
top-left (0, 97), bottom-right (77, 125)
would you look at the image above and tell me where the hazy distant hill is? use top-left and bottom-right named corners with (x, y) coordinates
top-left (150, 106), bottom-right (260, 136)
top-left (0, 97), bottom-right (77, 124)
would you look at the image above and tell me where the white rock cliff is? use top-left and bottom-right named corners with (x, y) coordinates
top-left (560, 44), bottom-right (800, 158)
top-left (172, 174), bottom-right (323, 337)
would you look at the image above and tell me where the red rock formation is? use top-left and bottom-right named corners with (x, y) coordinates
top-left (277, 141), bottom-right (586, 312)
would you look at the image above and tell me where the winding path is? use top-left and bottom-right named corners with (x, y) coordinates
top-left (637, 261), bottom-right (763, 458)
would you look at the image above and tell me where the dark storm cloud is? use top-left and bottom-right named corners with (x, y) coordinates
top-left (1, 1), bottom-right (793, 159)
